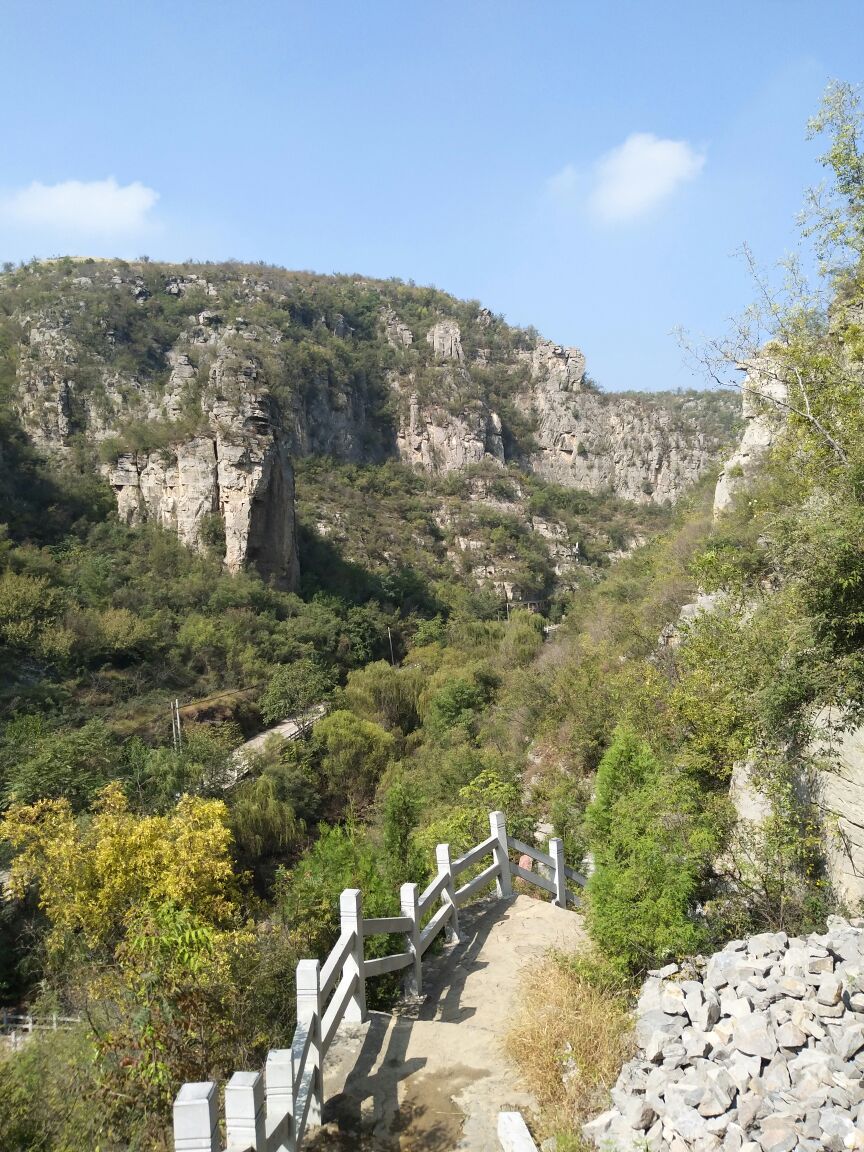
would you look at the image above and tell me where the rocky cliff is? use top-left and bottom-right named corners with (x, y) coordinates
top-left (0, 259), bottom-right (739, 585)
top-left (712, 363), bottom-right (864, 909)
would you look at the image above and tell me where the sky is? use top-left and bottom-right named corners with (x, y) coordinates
top-left (1, 1), bottom-right (862, 392)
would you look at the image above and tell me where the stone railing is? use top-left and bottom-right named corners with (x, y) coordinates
top-left (173, 810), bottom-right (584, 1152)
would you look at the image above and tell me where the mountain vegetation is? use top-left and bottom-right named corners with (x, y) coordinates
top-left (1, 79), bottom-right (860, 1152)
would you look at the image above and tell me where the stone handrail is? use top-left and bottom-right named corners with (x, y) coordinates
top-left (173, 811), bottom-right (584, 1152)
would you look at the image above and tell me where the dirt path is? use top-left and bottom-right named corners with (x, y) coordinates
top-left (306, 894), bottom-right (585, 1151)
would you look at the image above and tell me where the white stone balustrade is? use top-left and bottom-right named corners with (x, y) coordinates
top-left (172, 810), bottom-right (584, 1152)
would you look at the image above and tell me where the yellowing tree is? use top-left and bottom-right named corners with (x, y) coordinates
top-left (0, 784), bottom-right (280, 1119)
top-left (3, 781), bottom-right (237, 956)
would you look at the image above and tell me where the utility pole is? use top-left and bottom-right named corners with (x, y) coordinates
top-left (387, 626), bottom-right (396, 667)
top-left (172, 699), bottom-right (183, 751)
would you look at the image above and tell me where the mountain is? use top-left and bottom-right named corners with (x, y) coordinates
top-left (0, 258), bottom-right (739, 593)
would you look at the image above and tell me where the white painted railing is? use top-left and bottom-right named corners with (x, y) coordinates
top-left (498, 1110), bottom-right (540, 1151)
top-left (0, 1010), bottom-right (80, 1033)
top-left (173, 810), bottom-right (583, 1152)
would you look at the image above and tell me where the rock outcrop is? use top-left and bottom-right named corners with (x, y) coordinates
top-left (395, 393), bottom-right (505, 473)
top-left (4, 260), bottom-right (740, 581)
top-left (16, 311), bottom-right (298, 589)
top-left (811, 711), bottom-right (864, 909)
top-left (425, 319), bottom-right (464, 362)
top-left (382, 307), bottom-right (413, 349)
top-left (584, 918), bottom-right (864, 1152)
top-left (714, 362), bottom-right (787, 517)
top-left (526, 340), bottom-right (724, 504)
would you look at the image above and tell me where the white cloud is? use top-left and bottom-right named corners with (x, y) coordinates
top-left (588, 133), bottom-right (704, 223)
top-left (1, 178), bottom-right (159, 235)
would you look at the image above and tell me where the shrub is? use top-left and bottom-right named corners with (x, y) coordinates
top-left (585, 728), bottom-right (719, 975)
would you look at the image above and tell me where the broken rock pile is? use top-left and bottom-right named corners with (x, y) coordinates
top-left (583, 917), bottom-right (864, 1152)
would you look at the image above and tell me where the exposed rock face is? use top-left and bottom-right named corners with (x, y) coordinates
top-left (18, 315), bottom-right (298, 589)
top-left (104, 403), bottom-right (297, 588)
top-left (714, 362), bottom-right (787, 517)
top-left (584, 918), bottom-right (864, 1152)
top-left (526, 341), bottom-right (721, 504)
top-left (811, 710), bottom-right (864, 908)
top-left (426, 319), bottom-right (464, 362)
top-left (396, 392), bottom-right (505, 473)
top-left (16, 321), bottom-right (79, 450)
top-left (382, 308), bottom-right (413, 349)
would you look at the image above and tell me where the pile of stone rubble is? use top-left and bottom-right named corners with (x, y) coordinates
top-left (583, 917), bottom-right (864, 1152)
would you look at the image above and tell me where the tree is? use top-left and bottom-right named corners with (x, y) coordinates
top-left (2, 782), bottom-right (238, 956)
top-left (2, 716), bottom-right (119, 810)
top-left (804, 80), bottom-right (864, 267)
top-left (0, 783), bottom-right (283, 1118)
top-left (314, 709), bottom-right (395, 810)
top-left (584, 728), bottom-right (720, 975)
top-left (381, 776), bottom-right (420, 880)
top-left (261, 658), bottom-right (333, 726)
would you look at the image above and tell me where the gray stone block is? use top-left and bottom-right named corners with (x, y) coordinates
top-left (733, 1016), bottom-right (777, 1060)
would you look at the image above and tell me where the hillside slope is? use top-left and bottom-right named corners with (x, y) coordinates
top-left (0, 259), bottom-right (738, 589)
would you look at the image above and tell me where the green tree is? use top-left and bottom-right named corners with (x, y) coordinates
top-left (261, 658), bottom-right (333, 726)
top-left (585, 729), bottom-right (720, 975)
top-left (314, 709), bottom-right (395, 810)
top-left (2, 717), bottom-right (119, 810)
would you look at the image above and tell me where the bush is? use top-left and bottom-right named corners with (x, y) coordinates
top-left (585, 728), bottom-right (720, 975)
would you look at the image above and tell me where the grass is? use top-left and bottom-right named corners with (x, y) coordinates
top-left (504, 949), bottom-right (634, 1149)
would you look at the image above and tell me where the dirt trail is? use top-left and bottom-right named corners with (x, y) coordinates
top-left (306, 893), bottom-right (586, 1151)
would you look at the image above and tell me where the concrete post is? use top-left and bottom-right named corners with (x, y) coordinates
top-left (295, 959), bottom-right (323, 1128)
top-left (226, 1070), bottom-right (266, 1151)
top-left (173, 1082), bottom-right (219, 1152)
top-left (489, 810), bottom-right (513, 898)
top-left (339, 888), bottom-right (367, 1022)
top-left (265, 1048), bottom-right (294, 1152)
top-left (435, 842), bottom-right (462, 942)
top-left (400, 881), bottom-right (422, 997)
top-left (549, 836), bottom-right (567, 909)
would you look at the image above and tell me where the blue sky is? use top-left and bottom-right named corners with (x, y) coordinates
top-left (1, 1), bottom-right (862, 391)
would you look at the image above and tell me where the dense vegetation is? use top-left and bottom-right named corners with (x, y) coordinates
top-left (2, 80), bottom-right (860, 1152)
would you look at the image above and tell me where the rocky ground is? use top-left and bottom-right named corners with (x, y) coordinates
top-left (584, 917), bottom-right (864, 1152)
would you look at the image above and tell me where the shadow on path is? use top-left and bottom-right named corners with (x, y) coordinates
top-left (314, 897), bottom-right (509, 1149)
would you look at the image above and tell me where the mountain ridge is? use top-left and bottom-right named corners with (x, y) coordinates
top-left (0, 257), bottom-right (740, 589)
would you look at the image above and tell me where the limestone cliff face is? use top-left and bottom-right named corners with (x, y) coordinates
top-left (16, 311), bottom-right (298, 589)
top-left (810, 711), bottom-right (864, 907)
top-left (4, 261), bottom-right (739, 583)
top-left (394, 329), bottom-right (733, 500)
top-left (713, 361), bottom-right (787, 517)
top-left (525, 340), bottom-right (722, 504)
top-left (395, 392), bottom-right (505, 472)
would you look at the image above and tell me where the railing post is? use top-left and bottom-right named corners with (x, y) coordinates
top-left (400, 881), bottom-right (422, 997)
top-left (489, 810), bottom-right (512, 898)
top-left (226, 1070), bottom-right (266, 1151)
top-left (173, 1082), bottom-right (219, 1152)
top-left (296, 959), bottom-right (323, 1128)
top-left (549, 836), bottom-right (567, 909)
top-left (435, 843), bottom-right (462, 942)
top-left (340, 887), bottom-right (367, 1022)
top-left (265, 1048), bottom-right (294, 1152)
